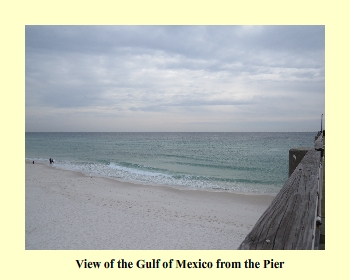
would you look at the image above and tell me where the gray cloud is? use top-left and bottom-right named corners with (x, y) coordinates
top-left (25, 25), bottom-right (324, 132)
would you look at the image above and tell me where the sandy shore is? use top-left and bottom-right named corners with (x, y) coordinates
top-left (25, 161), bottom-right (275, 250)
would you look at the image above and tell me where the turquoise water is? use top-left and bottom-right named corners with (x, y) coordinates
top-left (25, 132), bottom-right (315, 194)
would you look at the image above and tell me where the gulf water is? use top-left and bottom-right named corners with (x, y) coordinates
top-left (25, 132), bottom-right (315, 194)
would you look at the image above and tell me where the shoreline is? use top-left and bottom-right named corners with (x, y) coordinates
top-left (25, 160), bottom-right (275, 250)
top-left (25, 158), bottom-right (280, 195)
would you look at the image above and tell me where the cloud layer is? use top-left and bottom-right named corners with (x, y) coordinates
top-left (26, 25), bottom-right (324, 132)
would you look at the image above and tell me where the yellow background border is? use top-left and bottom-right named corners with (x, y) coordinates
top-left (1, 0), bottom-right (345, 279)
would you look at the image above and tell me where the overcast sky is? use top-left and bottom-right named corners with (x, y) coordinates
top-left (25, 25), bottom-right (324, 132)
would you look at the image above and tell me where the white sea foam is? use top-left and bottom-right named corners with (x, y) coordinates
top-left (39, 159), bottom-right (275, 194)
top-left (108, 162), bottom-right (172, 178)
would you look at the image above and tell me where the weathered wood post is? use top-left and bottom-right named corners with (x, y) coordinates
top-left (289, 147), bottom-right (312, 177)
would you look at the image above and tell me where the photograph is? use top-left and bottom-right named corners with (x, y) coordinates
top-left (25, 25), bottom-right (325, 250)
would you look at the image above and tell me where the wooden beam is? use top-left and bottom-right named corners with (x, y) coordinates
top-left (315, 135), bottom-right (324, 151)
top-left (238, 150), bottom-right (321, 250)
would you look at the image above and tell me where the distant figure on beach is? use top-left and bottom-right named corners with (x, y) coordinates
top-left (49, 158), bottom-right (53, 164)
top-left (33, 161), bottom-right (34, 164)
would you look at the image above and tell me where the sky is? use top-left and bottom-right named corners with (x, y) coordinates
top-left (25, 25), bottom-right (325, 132)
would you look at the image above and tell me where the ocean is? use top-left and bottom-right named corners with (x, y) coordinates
top-left (25, 132), bottom-right (316, 194)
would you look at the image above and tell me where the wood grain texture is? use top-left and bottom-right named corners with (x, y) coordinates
top-left (238, 150), bottom-right (321, 250)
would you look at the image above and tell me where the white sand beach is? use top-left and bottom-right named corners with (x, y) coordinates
top-left (25, 161), bottom-right (275, 250)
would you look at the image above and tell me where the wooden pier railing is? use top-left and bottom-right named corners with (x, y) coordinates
top-left (238, 132), bottom-right (325, 250)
